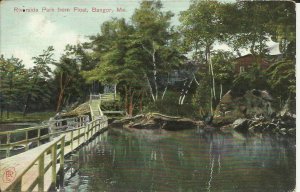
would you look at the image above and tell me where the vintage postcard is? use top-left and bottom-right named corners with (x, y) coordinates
top-left (0, 0), bottom-right (296, 191)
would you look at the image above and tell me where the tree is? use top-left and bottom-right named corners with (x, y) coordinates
top-left (179, 0), bottom-right (227, 113)
top-left (23, 46), bottom-right (54, 116)
top-left (266, 59), bottom-right (295, 108)
top-left (192, 51), bottom-right (234, 116)
top-left (232, 63), bottom-right (269, 98)
top-left (131, 0), bottom-right (178, 102)
top-left (267, 1), bottom-right (295, 58)
top-left (0, 55), bottom-right (28, 118)
top-left (83, 18), bottom-right (147, 116)
top-left (54, 45), bottom-right (84, 112)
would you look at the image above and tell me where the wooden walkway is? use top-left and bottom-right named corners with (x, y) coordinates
top-left (0, 92), bottom-right (123, 192)
top-left (89, 93), bottom-right (124, 118)
top-left (0, 115), bottom-right (108, 191)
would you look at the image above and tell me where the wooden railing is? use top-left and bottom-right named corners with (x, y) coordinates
top-left (48, 115), bottom-right (90, 130)
top-left (0, 135), bottom-right (65, 192)
top-left (0, 125), bottom-right (50, 158)
top-left (0, 115), bottom-right (90, 158)
top-left (89, 93), bottom-right (119, 103)
top-left (0, 115), bottom-right (108, 192)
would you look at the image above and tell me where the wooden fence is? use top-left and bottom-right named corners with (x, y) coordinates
top-left (0, 115), bottom-right (108, 192)
top-left (0, 115), bottom-right (90, 158)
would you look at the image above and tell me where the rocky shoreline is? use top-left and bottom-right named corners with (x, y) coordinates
top-left (110, 111), bottom-right (295, 137)
top-left (110, 113), bottom-right (206, 131)
top-left (66, 89), bottom-right (296, 137)
top-left (220, 112), bottom-right (296, 136)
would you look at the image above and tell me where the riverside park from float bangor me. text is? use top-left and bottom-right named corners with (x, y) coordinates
top-left (0, 1), bottom-right (296, 191)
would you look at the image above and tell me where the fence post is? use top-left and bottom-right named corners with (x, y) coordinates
top-left (38, 153), bottom-right (45, 192)
top-left (78, 128), bottom-right (80, 146)
top-left (84, 125), bottom-right (87, 141)
top-left (93, 121), bottom-right (95, 135)
top-left (60, 137), bottom-right (65, 171)
top-left (98, 119), bottom-right (100, 131)
top-left (71, 131), bottom-right (74, 150)
top-left (37, 129), bottom-right (41, 146)
top-left (6, 133), bottom-right (11, 157)
top-left (25, 131), bottom-right (29, 150)
top-left (86, 124), bottom-right (89, 140)
top-left (51, 144), bottom-right (57, 187)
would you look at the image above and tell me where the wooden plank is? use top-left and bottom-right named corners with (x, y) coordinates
top-left (0, 135), bottom-right (64, 191)
top-left (0, 114), bottom-right (108, 192)
top-left (103, 111), bottom-right (124, 114)
top-left (21, 152), bottom-right (53, 191)
top-left (32, 164), bottom-right (60, 192)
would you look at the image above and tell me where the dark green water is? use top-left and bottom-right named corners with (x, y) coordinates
top-left (62, 128), bottom-right (296, 192)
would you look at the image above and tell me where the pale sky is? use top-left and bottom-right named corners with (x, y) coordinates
top-left (0, 0), bottom-right (280, 69)
top-left (0, 0), bottom-right (192, 68)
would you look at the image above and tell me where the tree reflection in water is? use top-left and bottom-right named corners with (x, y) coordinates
top-left (62, 128), bottom-right (295, 192)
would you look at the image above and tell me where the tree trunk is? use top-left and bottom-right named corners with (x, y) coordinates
top-left (124, 86), bottom-right (128, 115)
top-left (0, 105), bottom-right (3, 119)
top-left (161, 84), bottom-right (168, 100)
top-left (142, 42), bottom-right (158, 101)
top-left (128, 89), bottom-right (135, 117)
top-left (6, 103), bottom-right (9, 119)
top-left (207, 47), bottom-right (216, 101)
top-left (22, 94), bottom-right (32, 117)
top-left (56, 73), bottom-right (71, 112)
top-left (56, 89), bottom-right (65, 112)
top-left (179, 79), bottom-right (194, 105)
top-left (179, 80), bottom-right (187, 104)
top-left (152, 49), bottom-right (158, 101)
top-left (23, 77), bottom-right (38, 117)
top-left (210, 88), bottom-right (214, 115)
top-left (219, 83), bottom-right (223, 101)
top-left (144, 73), bottom-right (155, 102)
top-left (139, 90), bottom-right (144, 113)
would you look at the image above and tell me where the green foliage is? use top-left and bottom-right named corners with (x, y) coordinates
top-left (0, 1), bottom-right (296, 118)
top-left (232, 63), bottom-right (269, 97)
top-left (53, 44), bottom-right (91, 111)
top-left (0, 55), bottom-right (28, 110)
top-left (0, 111), bottom-right (55, 123)
top-left (192, 51), bottom-right (234, 115)
top-left (143, 90), bottom-right (199, 118)
top-left (266, 59), bottom-right (295, 100)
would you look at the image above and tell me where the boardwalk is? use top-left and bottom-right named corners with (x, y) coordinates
top-left (0, 93), bottom-right (116, 192)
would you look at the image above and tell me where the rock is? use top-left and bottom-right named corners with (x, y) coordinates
top-left (110, 114), bottom-right (145, 128)
top-left (158, 118), bottom-right (205, 131)
top-left (129, 120), bottom-right (158, 130)
top-left (287, 128), bottom-right (296, 136)
top-left (112, 113), bottom-right (206, 131)
top-left (232, 118), bottom-right (250, 133)
top-left (212, 89), bottom-right (274, 126)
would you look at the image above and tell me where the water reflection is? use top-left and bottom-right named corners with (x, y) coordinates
top-left (63, 128), bottom-right (295, 192)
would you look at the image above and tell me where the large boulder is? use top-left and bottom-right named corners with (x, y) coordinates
top-left (212, 89), bottom-right (274, 126)
top-left (220, 115), bottom-right (295, 137)
top-left (111, 113), bottom-right (206, 131)
top-left (232, 118), bottom-right (251, 133)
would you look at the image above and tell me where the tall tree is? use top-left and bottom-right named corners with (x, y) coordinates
top-left (23, 46), bottom-right (54, 116)
top-left (132, 0), bottom-right (177, 102)
top-left (0, 55), bottom-right (28, 118)
top-left (54, 45), bottom-right (84, 112)
top-left (179, 0), bottom-right (226, 113)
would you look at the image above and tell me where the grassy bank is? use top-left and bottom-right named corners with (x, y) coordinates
top-left (0, 111), bottom-right (56, 123)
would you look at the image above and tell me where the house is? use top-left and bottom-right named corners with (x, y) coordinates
top-left (234, 54), bottom-right (271, 74)
top-left (234, 43), bottom-right (283, 74)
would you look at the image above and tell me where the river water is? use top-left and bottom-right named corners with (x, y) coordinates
top-left (62, 128), bottom-right (296, 192)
